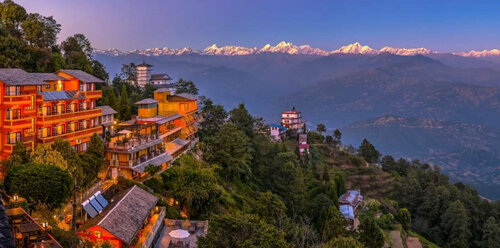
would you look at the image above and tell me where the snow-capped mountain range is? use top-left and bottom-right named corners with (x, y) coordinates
top-left (94, 41), bottom-right (500, 57)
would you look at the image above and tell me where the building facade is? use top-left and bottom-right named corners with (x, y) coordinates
top-left (135, 61), bottom-right (174, 89)
top-left (136, 61), bottom-right (152, 87)
top-left (281, 107), bottom-right (305, 132)
top-left (0, 68), bottom-right (104, 161)
top-left (104, 89), bottom-right (198, 180)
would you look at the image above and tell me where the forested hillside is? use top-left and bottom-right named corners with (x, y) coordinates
top-left (139, 97), bottom-right (500, 248)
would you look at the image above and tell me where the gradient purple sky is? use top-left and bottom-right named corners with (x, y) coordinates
top-left (14, 0), bottom-right (500, 52)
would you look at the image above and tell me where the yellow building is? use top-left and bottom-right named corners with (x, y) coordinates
top-left (104, 89), bottom-right (197, 180)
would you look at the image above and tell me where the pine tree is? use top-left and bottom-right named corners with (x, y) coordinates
top-left (119, 84), bottom-right (131, 120)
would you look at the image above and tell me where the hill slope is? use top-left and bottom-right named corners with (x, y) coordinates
top-left (342, 115), bottom-right (500, 199)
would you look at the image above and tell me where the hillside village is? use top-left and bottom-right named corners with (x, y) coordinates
top-left (1, 1), bottom-right (500, 248)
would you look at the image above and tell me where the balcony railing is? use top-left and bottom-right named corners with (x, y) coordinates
top-left (37, 126), bottom-right (102, 143)
top-left (81, 90), bottom-right (102, 98)
top-left (3, 117), bottom-right (32, 129)
top-left (3, 93), bottom-right (36, 105)
top-left (130, 148), bottom-right (165, 167)
top-left (37, 108), bottom-right (101, 125)
top-left (108, 134), bottom-right (162, 152)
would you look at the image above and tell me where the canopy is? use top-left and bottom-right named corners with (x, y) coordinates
top-left (118, 130), bottom-right (133, 134)
top-left (169, 229), bottom-right (190, 239)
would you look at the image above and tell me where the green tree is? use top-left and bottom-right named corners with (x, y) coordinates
top-left (144, 164), bottom-right (161, 176)
top-left (482, 217), bottom-right (500, 248)
top-left (207, 123), bottom-right (253, 181)
top-left (0, 0), bottom-right (27, 38)
top-left (175, 78), bottom-right (198, 95)
top-left (118, 84), bottom-right (131, 120)
top-left (5, 163), bottom-right (72, 209)
top-left (21, 13), bottom-right (60, 48)
top-left (198, 213), bottom-right (291, 248)
top-left (397, 208), bottom-right (411, 231)
top-left (359, 217), bottom-right (384, 248)
top-left (229, 103), bottom-right (255, 138)
top-left (320, 206), bottom-right (347, 242)
top-left (87, 134), bottom-right (105, 158)
top-left (316, 123), bottom-right (326, 135)
top-left (253, 191), bottom-right (288, 228)
top-left (161, 154), bottom-right (223, 219)
top-left (31, 144), bottom-right (68, 170)
top-left (198, 98), bottom-right (227, 142)
top-left (322, 236), bottom-right (364, 248)
top-left (358, 138), bottom-right (380, 163)
top-left (120, 62), bottom-right (136, 82)
top-left (441, 200), bottom-right (471, 248)
top-left (61, 33), bottom-right (93, 73)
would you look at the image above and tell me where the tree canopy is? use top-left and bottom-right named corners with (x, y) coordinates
top-left (5, 163), bottom-right (72, 209)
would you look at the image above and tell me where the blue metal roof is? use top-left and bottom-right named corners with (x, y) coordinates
top-left (339, 205), bottom-right (355, 220)
top-left (42, 90), bottom-right (84, 101)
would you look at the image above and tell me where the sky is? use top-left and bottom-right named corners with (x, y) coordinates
top-left (14, 0), bottom-right (500, 52)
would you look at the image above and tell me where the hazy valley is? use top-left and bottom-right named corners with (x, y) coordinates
top-left (95, 43), bottom-right (500, 198)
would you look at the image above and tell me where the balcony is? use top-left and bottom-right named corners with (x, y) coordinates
top-left (81, 90), bottom-right (102, 99)
top-left (37, 126), bottom-right (102, 143)
top-left (3, 117), bottom-right (33, 130)
top-left (3, 93), bottom-right (36, 105)
top-left (37, 108), bottom-right (101, 125)
top-left (107, 134), bottom-right (163, 153)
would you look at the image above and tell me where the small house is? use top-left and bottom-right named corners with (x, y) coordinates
top-left (338, 190), bottom-right (363, 221)
top-left (79, 185), bottom-right (165, 248)
top-left (270, 124), bottom-right (286, 141)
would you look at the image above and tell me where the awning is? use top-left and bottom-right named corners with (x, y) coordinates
top-left (132, 153), bottom-right (173, 173)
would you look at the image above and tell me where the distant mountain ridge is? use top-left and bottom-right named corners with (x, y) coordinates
top-left (94, 41), bottom-right (500, 57)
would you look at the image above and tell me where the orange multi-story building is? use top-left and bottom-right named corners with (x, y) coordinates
top-left (0, 68), bottom-right (104, 161)
top-left (104, 89), bottom-right (198, 180)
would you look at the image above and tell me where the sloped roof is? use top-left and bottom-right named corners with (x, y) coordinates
top-left (154, 88), bottom-right (173, 93)
top-left (132, 153), bottom-right (173, 173)
top-left (135, 98), bottom-right (158, 105)
top-left (0, 196), bottom-right (16, 248)
top-left (150, 73), bottom-right (172, 80)
top-left (30, 73), bottom-right (68, 81)
top-left (97, 105), bottom-right (118, 115)
top-left (92, 186), bottom-right (158, 245)
top-left (168, 93), bottom-right (197, 101)
top-left (0, 68), bottom-right (50, 86)
top-left (58, 70), bottom-right (105, 83)
top-left (137, 61), bottom-right (152, 67)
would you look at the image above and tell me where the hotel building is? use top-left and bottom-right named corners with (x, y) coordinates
top-left (0, 68), bottom-right (105, 161)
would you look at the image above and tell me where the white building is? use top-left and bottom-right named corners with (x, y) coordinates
top-left (281, 107), bottom-right (305, 131)
top-left (136, 61), bottom-right (152, 87)
top-left (270, 124), bottom-right (286, 141)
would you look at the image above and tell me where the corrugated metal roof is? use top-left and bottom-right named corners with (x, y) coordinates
top-left (96, 186), bottom-right (158, 245)
top-left (150, 73), bottom-right (172, 80)
top-left (97, 105), bottom-right (118, 115)
top-left (132, 153), bottom-right (173, 173)
top-left (42, 90), bottom-right (84, 101)
top-left (58, 70), bottom-right (105, 83)
top-left (135, 98), bottom-right (158, 105)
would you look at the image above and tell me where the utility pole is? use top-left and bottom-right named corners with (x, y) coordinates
top-left (71, 166), bottom-right (77, 232)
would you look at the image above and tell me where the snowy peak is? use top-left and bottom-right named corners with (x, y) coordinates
top-left (203, 44), bottom-right (258, 56)
top-left (379, 46), bottom-right (434, 56)
top-left (332, 42), bottom-right (378, 54)
top-left (454, 49), bottom-right (500, 57)
top-left (94, 42), bottom-right (500, 57)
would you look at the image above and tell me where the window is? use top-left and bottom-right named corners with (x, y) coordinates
top-left (72, 145), bottom-right (78, 152)
top-left (44, 106), bottom-right (51, 116)
top-left (52, 105), bottom-right (58, 115)
top-left (5, 86), bottom-right (21, 96)
top-left (79, 102), bottom-right (88, 111)
top-left (7, 132), bottom-right (21, 144)
top-left (7, 109), bottom-right (21, 120)
top-left (45, 84), bottom-right (50, 89)
top-left (37, 85), bottom-right (42, 92)
top-left (81, 142), bottom-right (88, 152)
